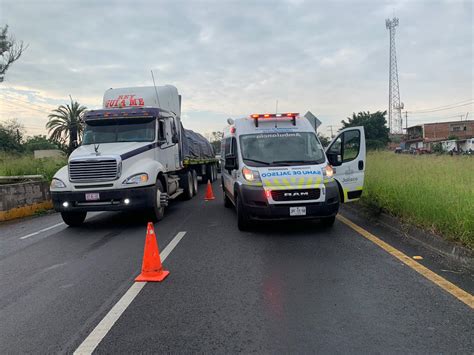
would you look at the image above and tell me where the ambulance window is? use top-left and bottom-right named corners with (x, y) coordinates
top-left (224, 138), bottom-right (232, 156)
top-left (343, 130), bottom-right (360, 162)
top-left (231, 137), bottom-right (238, 158)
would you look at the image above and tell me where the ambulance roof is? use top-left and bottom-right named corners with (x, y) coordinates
top-left (225, 114), bottom-right (315, 137)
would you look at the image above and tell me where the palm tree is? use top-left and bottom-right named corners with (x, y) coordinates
top-left (47, 98), bottom-right (87, 154)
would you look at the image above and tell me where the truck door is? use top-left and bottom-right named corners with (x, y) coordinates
top-left (325, 126), bottom-right (366, 202)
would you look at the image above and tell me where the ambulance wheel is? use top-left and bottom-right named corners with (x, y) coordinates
top-left (181, 171), bottom-right (193, 200)
top-left (321, 216), bottom-right (336, 227)
top-left (150, 181), bottom-right (165, 222)
top-left (61, 211), bottom-right (87, 227)
top-left (192, 170), bottom-right (198, 196)
top-left (236, 194), bottom-right (250, 231)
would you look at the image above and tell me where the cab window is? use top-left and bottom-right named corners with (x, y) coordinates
top-left (343, 130), bottom-right (360, 162)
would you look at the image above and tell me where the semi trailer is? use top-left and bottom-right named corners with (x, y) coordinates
top-left (50, 85), bottom-right (218, 226)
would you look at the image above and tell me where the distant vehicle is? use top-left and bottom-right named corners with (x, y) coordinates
top-left (50, 85), bottom-right (218, 226)
top-left (394, 147), bottom-right (402, 154)
top-left (215, 154), bottom-right (222, 172)
top-left (221, 113), bottom-right (366, 230)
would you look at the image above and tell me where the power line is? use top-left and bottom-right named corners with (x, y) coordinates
top-left (408, 100), bottom-right (473, 113)
top-left (0, 99), bottom-right (50, 114)
top-left (0, 93), bottom-right (55, 111)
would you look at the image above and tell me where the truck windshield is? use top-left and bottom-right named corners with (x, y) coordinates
top-left (239, 132), bottom-right (325, 167)
top-left (82, 118), bottom-right (155, 144)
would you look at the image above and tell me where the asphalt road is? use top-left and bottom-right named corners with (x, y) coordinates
top-left (0, 180), bottom-right (472, 354)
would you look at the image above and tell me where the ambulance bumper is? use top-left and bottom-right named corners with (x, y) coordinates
top-left (239, 181), bottom-right (340, 220)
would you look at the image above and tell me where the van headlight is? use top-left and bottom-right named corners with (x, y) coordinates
top-left (122, 173), bottom-right (149, 185)
top-left (242, 167), bottom-right (261, 182)
top-left (323, 165), bottom-right (334, 178)
top-left (51, 178), bottom-right (66, 189)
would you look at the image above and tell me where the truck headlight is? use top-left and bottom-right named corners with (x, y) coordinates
top-left (122, 173), bottom-right (149, 185)
top-left (242, 167), bottom-right (261, 182)
top-left (51, 178), bottom-right (66, 188)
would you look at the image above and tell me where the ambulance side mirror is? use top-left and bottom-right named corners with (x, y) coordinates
top-left (327, 153), bottom-right (342, 166)
top-left (225, 155), bottom-right (237, 171)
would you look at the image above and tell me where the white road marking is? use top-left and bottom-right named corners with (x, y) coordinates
top-left (74, 231), bottom-right (187, 355)
top-left (18, 212), bottom-right (105, 240)
top-left (19, 222), bottom-right (64, 240)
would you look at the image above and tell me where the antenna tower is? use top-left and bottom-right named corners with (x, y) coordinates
top-left (386, 17), bottom-right (404, 134)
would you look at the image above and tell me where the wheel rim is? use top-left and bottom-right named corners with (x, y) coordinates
top-left (156, 187), bottom-right (164, 214)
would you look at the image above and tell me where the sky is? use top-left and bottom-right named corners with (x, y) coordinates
top-left (0, 0), bottom-right (472, 138)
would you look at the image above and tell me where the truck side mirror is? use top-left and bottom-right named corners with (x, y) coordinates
top-left (224, 155), bottom-right (237, 171)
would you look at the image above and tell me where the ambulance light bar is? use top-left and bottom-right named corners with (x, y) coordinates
top-left (249, 113), bottom-right (299, 127)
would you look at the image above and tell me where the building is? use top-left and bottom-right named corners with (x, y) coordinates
top-left (405, 120), bottom-right (474, 152)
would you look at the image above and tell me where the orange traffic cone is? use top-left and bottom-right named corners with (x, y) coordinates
top-left (135, 222), bottom-right (169, 282)
top-left (205, 180), bottom-right (215, 200)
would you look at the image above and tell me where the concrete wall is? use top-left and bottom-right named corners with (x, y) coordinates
top-left (0, 181), bottom-right (52, 221)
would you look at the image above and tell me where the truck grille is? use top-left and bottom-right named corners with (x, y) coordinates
top-left (271, 188), bottom-right (320, 201)
top-left (69, 159), bottom-right (119, 182)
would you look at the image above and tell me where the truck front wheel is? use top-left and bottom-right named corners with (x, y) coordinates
top-left (150, 180), bottom-right (165, 222)
top-left (61, 211), bottom-right (87, 227)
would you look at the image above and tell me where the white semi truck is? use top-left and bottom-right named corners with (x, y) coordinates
top-left (50, 85), bottom-right (218, 226)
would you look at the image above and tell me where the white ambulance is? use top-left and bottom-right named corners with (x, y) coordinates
top-left (221, 113), bottom-right (366, 230)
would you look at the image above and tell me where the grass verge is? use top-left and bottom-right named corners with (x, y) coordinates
top-left (0, 152), bottom-right (67, 182)
top-left (361, 151), bottom-right (474, 249)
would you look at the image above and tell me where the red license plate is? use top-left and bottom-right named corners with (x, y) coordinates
top-left (85, 193), bottom-right (100, 201)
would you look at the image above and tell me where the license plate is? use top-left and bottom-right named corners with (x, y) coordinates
top-left (85, 193), bottom-right (100, 201)
top-left (290, 206), bottom-right (306, 216)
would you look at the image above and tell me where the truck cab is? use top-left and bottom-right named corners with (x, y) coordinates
top-left (221, 113), bottom-right (366, 230)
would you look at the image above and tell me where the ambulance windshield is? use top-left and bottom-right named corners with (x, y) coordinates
top-left (239, 132), bottom-right (325, 167)
top-left (83, 118), bottom-right (155, 144)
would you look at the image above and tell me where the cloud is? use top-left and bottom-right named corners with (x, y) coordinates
top-left (0, 0), bottom-right (472, 136)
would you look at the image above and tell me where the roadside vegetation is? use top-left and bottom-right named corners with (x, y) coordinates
top-left (362, 151), bottom-right (474, 248)
top-left (0, 152), bottom-right (66, 182)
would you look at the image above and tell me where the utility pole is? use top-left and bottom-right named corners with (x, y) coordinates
top-left (327, 125), bottom-right (335, 138)
top-left (405, 111), bottom-right (408, 133)
top-left (386, 17), bottom-right (404, 134)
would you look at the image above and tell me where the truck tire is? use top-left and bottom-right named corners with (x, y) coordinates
top-left (192, 170), bottom-right (198, 196)
top-left (61, 211), bottom-right (87, 227)
top-left (150, 180), bottom-right (165, 222)
top-left (205, 164), bottom-right (213, 183)
top-left (181, 171), bottom-right (193, 200)
top-left (236, 193), bottom-right (250, 231)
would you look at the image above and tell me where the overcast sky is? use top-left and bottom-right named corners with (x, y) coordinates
top-left (0, 0), bottom-right (472, 137)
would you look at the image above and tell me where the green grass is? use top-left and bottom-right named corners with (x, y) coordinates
top-left (361, 151), bottom-right (474, 249)
top-left (0, 152), bottom-right (67, 182)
